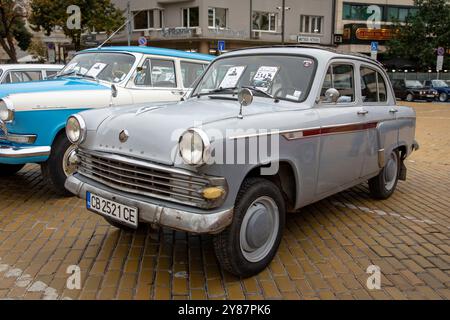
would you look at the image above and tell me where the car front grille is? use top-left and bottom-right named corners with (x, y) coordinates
top-left (77, 149), bottom-right (222, 209)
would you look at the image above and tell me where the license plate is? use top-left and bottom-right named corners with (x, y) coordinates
top-left (86, 192), bottom-right (138, 228)
top-left (426, 95), bottom-right (434, 98)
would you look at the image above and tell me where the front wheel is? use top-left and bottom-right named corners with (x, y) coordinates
top-left (368, 150), bottom-right (400, 200)
top-left (213, 178), bottom-right (285, 278)
top-left (439, 92), bottom-right (448, 102)
top-left (41, 134), bottom-right (77, 196)
top-left (0, 164), bottom-right (25, 177)
top-left (406, 93), bottom-right (414, 102)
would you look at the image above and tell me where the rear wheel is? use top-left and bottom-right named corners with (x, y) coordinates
top-left (213, 178), bottom-right (285, 278)
top-left (41, 134), bottom-right (77, 196)
top-left (0, 164), bottom-right (25, 176)
top-left (368, 150), bottom-right (400, 200)
top-left (439, 92), bottom-right (448, 102)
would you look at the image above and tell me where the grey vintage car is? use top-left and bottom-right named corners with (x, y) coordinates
top-left (65, 46), bottom-right (418, 277)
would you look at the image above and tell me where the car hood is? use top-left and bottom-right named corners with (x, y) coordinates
top-left (90, 97), bottom-right (297, 165)
top-left (0, 77), bottom-right (112, 111)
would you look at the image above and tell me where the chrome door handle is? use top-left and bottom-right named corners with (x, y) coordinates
top-left (357, 109), bottom-right (369, 115)
top-left (171, 90), bottom-right (184, 95)
top-left (389, 108), bottom-right (399, 113)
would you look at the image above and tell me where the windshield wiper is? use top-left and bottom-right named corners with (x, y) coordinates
top-left (55, 69), bottom-right (77, 78)
top-left (197, 86), bottom-right (238, 97)
top-left (241, 86), bottom-right (275, 99)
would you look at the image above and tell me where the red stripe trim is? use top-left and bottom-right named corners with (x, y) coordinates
top-left (287, 121), bottom-right (378, 140)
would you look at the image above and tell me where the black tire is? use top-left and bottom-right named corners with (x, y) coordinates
top-left (368, 150), bottom-right (400, 200)
top-left (0, 164), bottom-right (25, 176)
top-left (439, 92), bottom-right (448, 102)
top-left (406, 93), bottom-right (414, 102)
top-left (41, 133), bottom-right (73, 196)
top-left (213, 177), bottom-right (286, 278)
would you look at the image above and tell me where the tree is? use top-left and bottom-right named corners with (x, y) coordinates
top-left (387, 0), bottom-right (450, 70)
top-left (0, 0), bottom-right (33, 63)
top-left (28, 38), bottom-right (47, 62)
top-left (29, 0), bottom-right (125, 51)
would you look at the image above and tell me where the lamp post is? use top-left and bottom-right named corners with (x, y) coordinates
top-left (276, 0), bottom-right (291, 45)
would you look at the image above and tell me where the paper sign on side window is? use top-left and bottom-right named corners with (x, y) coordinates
top-left (219, 66), bottom-right (246, 88)
top-left (252, 66), bottom-right (279, 92)
top-left (86, 63), bottom-right (107, 78)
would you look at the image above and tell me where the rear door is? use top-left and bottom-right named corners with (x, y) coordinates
top-left (359, 64), bottom-right (398, 177)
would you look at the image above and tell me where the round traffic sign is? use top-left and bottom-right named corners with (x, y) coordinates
top-left (437, 47), bottom-right (445, 56)
top-left (138, 37), bottom-right (147, 46)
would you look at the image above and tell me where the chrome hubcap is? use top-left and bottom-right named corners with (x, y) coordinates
top-left (406, 94), bottom-right (413, 102)
top-left (384, 152), bottom-right (398, 191)
top-left (63, 144), bottom-right (78, 177)
top-left (439, 93), bottom-right (447, 102)
top-left (240, 196), bottom-right (279, 263)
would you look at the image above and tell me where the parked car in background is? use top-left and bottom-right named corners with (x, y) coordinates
top-left (65, 47), bottom-right (418, 277)
top-left (0, 64), bottom-right (63, 84)
top-left (423, 79), bottom-right (450, 102)
top-left (0, 46), bottom-right (214, 193)
top-left (392, 79), bottom-right (438, 102)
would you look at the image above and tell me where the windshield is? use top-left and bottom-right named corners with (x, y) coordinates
top-left (192, 55), bottom-right (316, 102)
top-left (59, 52), bottom-right (135, 83)
top-left (432, 80), bottom-right (448, 88)
top-left (405, 80), bottom-right (423, 88)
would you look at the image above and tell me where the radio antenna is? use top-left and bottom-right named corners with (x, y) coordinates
top-left (97, 9), bottom-right (143, 49)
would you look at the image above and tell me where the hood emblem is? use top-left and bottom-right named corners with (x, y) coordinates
top-left (119, 129), bottom-right (129, 143)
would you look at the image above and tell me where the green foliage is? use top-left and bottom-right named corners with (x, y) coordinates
top-left (0, 0), bottom-right (33, 62)
top-left (29, 0), bottom-right (125, 50)
top-left (387, 0), bottom-right (450, 70)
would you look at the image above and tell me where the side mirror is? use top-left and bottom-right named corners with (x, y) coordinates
top-left (111, 84), bottom-right (118, 98)
top-left (324, 88), bottom-right (340, 103)
top-left (237, 88), bottom-right (253, 119)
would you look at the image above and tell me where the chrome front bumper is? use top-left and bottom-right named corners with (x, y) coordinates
top-left (65, 174), bottom-right (234, 234)
top-left (0, 145), bottom-right (51, 158)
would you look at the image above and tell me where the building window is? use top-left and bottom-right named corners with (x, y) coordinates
top-left (133, 10), bottom-right (163, 30)
top-left (343, 2), bottom-right (417, 22)
top-left (208, 7), bottom-right (227, 28)
top-left (252, 11), bottom-right (277, 32)
top-left (387, 7), bottom-right (418, 22)
top-left (182, 7), bottom-right (199, 28)
top-left (300, 15), bottom-right (323, 34)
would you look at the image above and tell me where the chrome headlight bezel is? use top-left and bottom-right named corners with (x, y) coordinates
top-left (0, 97), bottom-right (15, 122)
top-left (66, 114), bottom-right (87, 145)
top-left (178, 128), bottom-right (211, 166)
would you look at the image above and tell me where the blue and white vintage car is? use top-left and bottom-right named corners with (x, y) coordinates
top-left (0, 46), bottom-right (214, 193)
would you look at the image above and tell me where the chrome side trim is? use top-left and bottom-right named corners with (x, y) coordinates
top-left (0, 145), bottom-right (51, 158)
top-left (65, 174), bottom-right (234, 234)
top-left (0, 133), bottom-right (37, 144)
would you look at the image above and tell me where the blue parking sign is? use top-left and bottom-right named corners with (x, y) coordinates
top-left (371, 41), bottom-right (378, 52)
top-left (218, 40), bottom-right (225, 52)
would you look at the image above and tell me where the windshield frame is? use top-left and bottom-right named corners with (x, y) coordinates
top-left (59, 51), bottom-right (140, 85)
top-left (189, 53), bottom-right (318, 103)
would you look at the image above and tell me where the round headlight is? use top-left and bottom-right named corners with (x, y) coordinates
top-left (66, 115), bottom-right (86, 144)
top-left (0, 99), bottom-right (14, 122)
top-left (179, 128), bottom-right (210, 165)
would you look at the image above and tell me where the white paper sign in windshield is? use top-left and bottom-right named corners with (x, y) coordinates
top-left (86, 63), bottom-right (107, 78)
top-left (219, 66), bottom-right (246, 88)
top-left (252, 66), bottom-right (279, 92)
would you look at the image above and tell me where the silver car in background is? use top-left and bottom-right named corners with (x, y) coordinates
top-left (65, 46), bottom-right (418, 277)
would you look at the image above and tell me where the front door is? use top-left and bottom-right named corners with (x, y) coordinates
top-left (315, 63), bottom-right (368, 196)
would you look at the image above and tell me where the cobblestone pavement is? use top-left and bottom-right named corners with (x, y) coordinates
top-left (0, 102), bottom-right (449, 300)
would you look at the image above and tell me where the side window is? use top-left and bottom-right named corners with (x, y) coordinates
top-left (360, 67), bottom-right (387, 103)
top-left (320, 64), bottom-right (355, 103)
top-left (10, 71), bottom-right (42, 83)
top-left (135, 59), bottom-right (176, 88)
top-left (180, 61), bottom-right (205, 88)
top-left (1, 72), bottom-right (10, 84)
top-left (151, 59), bottom-right (176, 88)
top-left (45, 70), bottom-right (58, 79)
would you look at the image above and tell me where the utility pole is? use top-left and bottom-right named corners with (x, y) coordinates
top-left (126, 1), bottom-right (131, 46)
top-left (281, 0), bottom-right (285, 45)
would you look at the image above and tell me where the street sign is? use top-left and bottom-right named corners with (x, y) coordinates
top-left (371, 41), bottom-right (378, 52)
top-left (437, 55), bottom-right (444, 72)
top-left (437, 47), bottom-right (445, 56)
top-left (218, 40), bottom-right (225, 52)
top-left (138, 36), bottom-right (147, 47)
top-left (333, 34), bottom-right (343, 44)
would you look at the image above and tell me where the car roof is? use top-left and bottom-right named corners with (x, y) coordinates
top-left (81, 46), bottom-right (215, 62)
top-left (220, 45), bottom-right (384, 67)
top-left (0, 64), bottom-right (64, 70)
